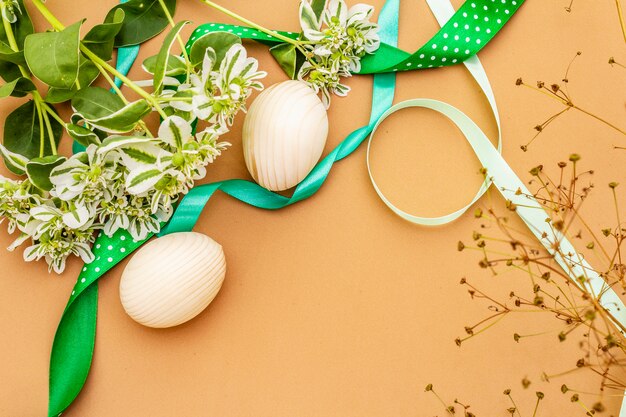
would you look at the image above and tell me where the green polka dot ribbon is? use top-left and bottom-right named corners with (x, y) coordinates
top-left (47, 1), bottom-right (525, 415)
top-left (187, 0), bottom-right (523, 73)
top-left (48, 230), bottom-right (150, 417)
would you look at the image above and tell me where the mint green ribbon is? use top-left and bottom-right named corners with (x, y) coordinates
top-left (48, 1), bottom-right (525, 415)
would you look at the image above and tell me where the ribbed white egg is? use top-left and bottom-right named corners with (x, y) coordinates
top-left (243, 80), bottom-right (328, 191)
top-left (119, 232), bottom-right (226, 328)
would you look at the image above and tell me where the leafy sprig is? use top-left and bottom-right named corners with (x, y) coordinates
top-left (0, 0), bottom-right (266, 272)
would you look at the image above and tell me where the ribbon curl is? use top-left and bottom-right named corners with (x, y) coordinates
top-left (48, 1), bottom-right (529, 415)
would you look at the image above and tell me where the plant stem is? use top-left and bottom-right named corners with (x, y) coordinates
top-left (81, 46), bottom-right (168, 119)
top-left (572, 105), bottom-right (626, 136)
top-left (39, 99), bottom-right (64, 125)
top-left (90, 61), bottom-right (154, 138)
top-left (616, 0), bottom-right (626, 44)
top-left (156, 96), bottom-right (193, 102)
top-left (30, 0), bottom-right (168, 120)
top-left (520, 82), bottom-right (626, 136)
top-left (196, 0), bottom-right (301, 47)
top-left (30, 0), bottom-right (64, 31)
top-left (35, 100), bottom-right (45, 157)
top-left (3, 9), bottom-right (60, 155)
top-left (40, 106), bottom-right (57, 155)
top-left (157, 0), bottom-right (192, 78)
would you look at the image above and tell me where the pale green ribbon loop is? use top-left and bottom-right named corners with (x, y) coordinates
top-left (367, 2), bottom-right (626, 413)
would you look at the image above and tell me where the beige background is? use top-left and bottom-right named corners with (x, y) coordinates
top-left (1, 0), bottom-right (626, 415)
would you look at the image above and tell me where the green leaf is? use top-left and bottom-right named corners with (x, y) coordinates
top-left (65, 124), bottom-right (101, 147)
top-left (0, 0), bottom-right (33, 48)
top-left (311, 0), bottom-right (327, 20)
top-left (82, 8), bottom-right (125, 60)
top-left (0, 0), bottom-right (33, 82)
top-left (83, 100), bottom-right (151, 133)
top-left (106, 0), bottom-right (177, 47)
top-left (45, 57), bottom-right (100, 103)
top-left (126, 166), bottom-right (163, 193)
top-left (0, 60), bottom-right (21, 82)
top-left (72, 86), bottom-right (151, 133)
top-left (142, 54), bottom-right (186, 76)
top-left (0, 41), bottom-right (26, 65)
top-left (71, 86), bottom-right (125, 118)
top-left (0, 142), bottom-right (29, 174)
top-left (26, 155), bottom-right (67, 191)
top-left (270, 43), bottom-right (305, 80)
top-left (120, 144), bottom-right (159, 165)
top-left (24, 20), bottom-right (83, 89)
top-left (189, 31), bottom-right (240, 68)
top-left (99, 135), bottom-right (154, 154)
top-left (153, 20), bottom-right (189, 94)
top-left (3, 101), bottom-right (63, 173)
top-left (0, 77), bottom-right (35, 98)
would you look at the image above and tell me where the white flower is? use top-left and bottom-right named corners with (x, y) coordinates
top-left (100, 194), bottom-right (168, 241)
top-left (187, 45), bottom-right (266, 125)
top-left (119, 116), bottom-right (229, 217)
top-left (0, 176), bottom-right (40, 235)
top-left (298, 0), bottom-right (379, 106)
top-left (21, 203), bottom-right (96, 273)
top-left (298, 61), bottom-right (350, 108)
top-left (50, 144), bottom-right (121, 203)
top-left (217, 44), bottom-right (266, 101)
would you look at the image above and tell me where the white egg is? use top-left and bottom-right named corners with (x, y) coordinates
top-left (243, 80), bottom-right (329, 191)
top-left (119, 232), bottom-right (226, 328)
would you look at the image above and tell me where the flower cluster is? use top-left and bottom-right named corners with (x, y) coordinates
top-left (1, 43), bottom-right (265, 273)
top-left (159, 43), bottom-right (266, 126)
top-left (298, 0), bottom-right (380, 107)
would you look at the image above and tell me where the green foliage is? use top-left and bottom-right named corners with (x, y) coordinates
top-left (0, 141), bottom-right (28, 174)
top-left (0, 76), bottom-right (35, 98)
top-left (270, 43), bottom-right (304, 79)
top-left (268, 0), bottom-right (323, 79)
top-left (3, 100), bottom-right (63, 172)
top-left (0, 0), bottom-right (33, 82)
top-left (82, 8), bottom-right (125, 60)
top-left (45, 57), bottom-right (99, 103)
top-left (71, 87), bottom-right (151, 133)
top-left (189, 31), bottom-right (240, 68)
top-left (105, 0), bottom-right (177, 47)
top-left (142, 54), bottom-right (186, 76)
top-left (311, 0), bottom-right (328, 20)
top-left (65, 124), bottom-right (101, 148)
top-left (153, 20), bottom-right (189, 94)
top-left (0, 41), bottom-right (26, 65)
top-left (24, 20), bottom-right (83, 89)
top-left (26, 155), bottom-right (67, 191)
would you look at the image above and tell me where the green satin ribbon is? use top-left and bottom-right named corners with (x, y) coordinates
top-left (187, 0), bottom-right (523, 73)
top-left (47, 1), bottom-right (525, 415)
